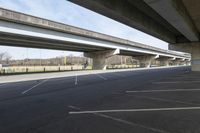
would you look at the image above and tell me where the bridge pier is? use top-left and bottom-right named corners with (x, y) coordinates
top-left (159, 59), bottom-right (170, 66)
top-left (190, 48), bottom-right (199, 70)
top-left (133, 55), bottom-right (159, 68)
top-left (157, 57), bottom-right (176, 66)
top-left (171, 58), bottom-right (183, 66)
top-left (163, 60), bottom-right (170, 66)
top-left (84, 49), bottom-right (120, 70)
top-left (185, 59), bottom-right (191, 66)
top-left (169, 43), bottom-right (197, 70)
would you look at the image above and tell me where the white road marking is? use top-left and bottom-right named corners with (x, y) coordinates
top-left (21, 79), bottom-right (49, 94)
top-left (126, 88), bottom-right (200, 93)
top-left (75, 74), bottom-right (78, 85)
top-left (94, 113), bottom-right (170, 133)
top-left (68, 105), bottom-right (169, 133)
top-left (152, 81), bottom-right (200, 84)
top-left (133, 95), bottom-right (200, 106)
top-left (95, 73), bottom-right (107, 80)
top-left (69, 106), bottom-right (200, 114)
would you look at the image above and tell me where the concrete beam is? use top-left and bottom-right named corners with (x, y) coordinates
top-left (169, 43), bottom-right (192, 53)
top-left (68, 0), bottom-right (177, 43)
top-left (84, 49), bottom-right (120, 59)
top-left (144, 0), bottom-right (199, 42)
top-left (84, 49), bottom-right (120, 70)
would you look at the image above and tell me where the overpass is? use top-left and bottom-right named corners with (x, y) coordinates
top-left (68, 0), bottom-right (200, 71)
top-left (0, 8), bottom-right (190, 69)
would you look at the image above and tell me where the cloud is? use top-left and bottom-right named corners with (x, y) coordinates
top-left (0, 0), bottom-right (168, 59)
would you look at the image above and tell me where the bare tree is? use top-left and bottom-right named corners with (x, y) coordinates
top-left (0, 52), bottom-right (5, 61)
top-left (5, 54), bottom-right (12, 64)
top-left (0, 52), bottom-right (12, 64)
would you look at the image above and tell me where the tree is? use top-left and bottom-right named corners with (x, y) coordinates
top-left (0, 52), bottom-right (5, 61)
top-left (0, 52), bottom-right (12, 64)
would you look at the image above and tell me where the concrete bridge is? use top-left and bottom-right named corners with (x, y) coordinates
top-left (68, 0), bottom-right (200, 71)
top-left (0, 8), bottom-right (190, 69)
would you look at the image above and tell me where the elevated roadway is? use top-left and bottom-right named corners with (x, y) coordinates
top-left (68, 0), bottom-right (200, 71)
top-left (0, 8), bottom-right (190, 69)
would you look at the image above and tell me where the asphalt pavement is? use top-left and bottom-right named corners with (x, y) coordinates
top-left (1, 66), bottom-right (200, 133)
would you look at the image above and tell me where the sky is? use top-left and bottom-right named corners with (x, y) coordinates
top-left (0, 0), bottom-right (168, 59)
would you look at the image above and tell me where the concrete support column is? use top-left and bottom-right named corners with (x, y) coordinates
top-left (189, 45), bottom-right (200, 70)
top-left (133, 55), bottom-right (158, 68)
top-left (185, 59), bottom-right (191, 66)
top-left (173, 59), bottom-right (182, 66)
top-left (84, 49), bottom-right (120, 70)
top-left (180, 58), bottom-right (186, 66)
top-left (160, 59), bottom-right (170, 66)
top-left (156, 57), bottom-right (177, 66)
top-left (167, 57), bottom-right (176, 66)
top-left (170, 58), bottom-right (186, 66)
top-left (169, 43), bottom-right (194, 69)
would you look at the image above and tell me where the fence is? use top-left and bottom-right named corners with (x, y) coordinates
top-left (0, 64), bottom-right (141, 75)
top-left (107, 64), bottom-right (139, 69)
top-left (0, 65), bottom-right (92, 74)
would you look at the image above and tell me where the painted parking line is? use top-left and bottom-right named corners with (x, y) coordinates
top-left (152, 81), bottom-right (200, 84)
top-left (95, 73), bottom-right (107, 80)
top-left (68, 105), bottom-right (169, 133)
top-left (126, 88), bottom-right (200, 93)
top-left (69, 106), bottom-right (200, 114)
top-left (132, 95), bottom-right (200, 106)
top-left (93, 113), bottom-right (170, 133)
top-left (21, 79), bottom-right (49, 94)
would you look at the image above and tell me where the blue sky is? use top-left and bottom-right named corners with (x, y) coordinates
top-left (0, 0), bottom-right (168, 59)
